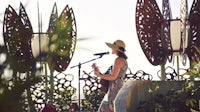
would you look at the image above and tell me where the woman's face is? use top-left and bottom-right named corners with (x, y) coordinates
top-left (112, 48), bottom-right (118, 54)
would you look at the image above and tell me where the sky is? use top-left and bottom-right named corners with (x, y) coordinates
top-left (0, 0), bottom-right (194, 98)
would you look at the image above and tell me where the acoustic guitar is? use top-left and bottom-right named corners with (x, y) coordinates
top-left (92, 64), bottom-right (112, 93)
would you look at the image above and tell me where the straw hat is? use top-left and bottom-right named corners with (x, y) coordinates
top-left (105, 40), bottom-right (126, 54)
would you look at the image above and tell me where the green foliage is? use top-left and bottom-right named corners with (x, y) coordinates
top-left (82, 89), bottom-right (105, 111)
top-left (0, 44), bottom-right (42, 112)
top-left (182, 46), bottom-right (200, 79)
top-left (137, 82), bottom-right (200, 112)
top-left (1, 3), bottom-right (79, 112)
top-left (54, 88), bottom-right (76, 111)
top-left (0, 75), bottom-right (41, 112)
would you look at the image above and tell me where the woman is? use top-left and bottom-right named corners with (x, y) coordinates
top-left (92, 40), bottom-right (128, 112)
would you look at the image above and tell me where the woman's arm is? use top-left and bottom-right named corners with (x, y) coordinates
top-left (93, 57), bottom-right (124, 81)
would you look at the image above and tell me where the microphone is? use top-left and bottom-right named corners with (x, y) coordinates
top-left (93, 51), bottom-right (109, 56)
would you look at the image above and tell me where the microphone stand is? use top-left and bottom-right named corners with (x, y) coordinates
top-left (70, 55), bottom-right (103, 111)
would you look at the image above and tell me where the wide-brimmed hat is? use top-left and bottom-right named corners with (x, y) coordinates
top-left (105, 40), bottom-right (126, 54)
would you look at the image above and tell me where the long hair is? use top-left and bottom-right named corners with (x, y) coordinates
top-left (117, 46), bottom-right (127, 59)
top-left (118, 52), bottom-right (127, 60)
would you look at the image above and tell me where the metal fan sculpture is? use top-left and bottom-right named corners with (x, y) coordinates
top-left (2, 2), bottom-right (77, 111)
top-left (47, 3), bottom-right (77, 72)
top-left (3, 3), bottom-right (36, 73)
top-left (3, 2), bottom-right (77, 73)
top-left (136, 0), bottom-right (200, 66)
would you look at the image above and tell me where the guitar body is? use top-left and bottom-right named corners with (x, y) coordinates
top-left (92, 63), bottom-right (112, 93)
top-left (100, 78), bottom-right (109, 93)
top-left (100, 65), bottom-right (112, 93)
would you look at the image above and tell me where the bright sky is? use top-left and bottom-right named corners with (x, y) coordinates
top-left (0, 0), bottom-right (194, 98)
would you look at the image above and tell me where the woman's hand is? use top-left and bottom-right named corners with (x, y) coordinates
top-left (92, 63), bottom-right (101, 77)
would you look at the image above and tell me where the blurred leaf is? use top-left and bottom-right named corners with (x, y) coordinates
top-left (186, 99), bottom-right (197, 107)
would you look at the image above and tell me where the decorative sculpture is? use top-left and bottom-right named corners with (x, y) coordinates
top-left (3, 3), bottom-right (36, 73)
top-left (136, 0), bottom-right (200, 66)
top-left (47, 3), bottom-right (77, 72)
top-left (2, 2), bottom-right (77, 111)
